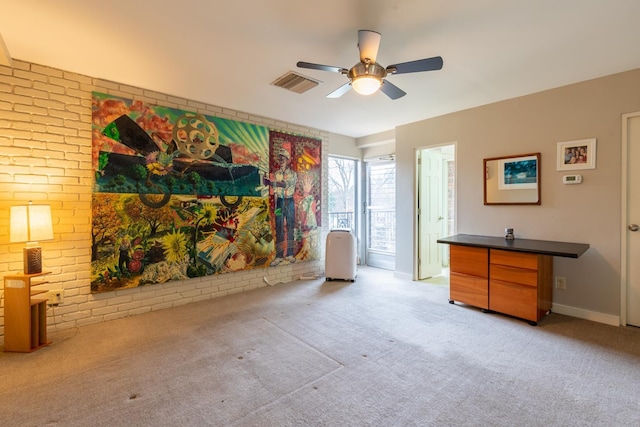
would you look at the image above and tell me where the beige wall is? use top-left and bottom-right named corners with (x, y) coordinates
top-left (396, 68), bottom-right (640, 321)
top-left (328, 133), bottom-right (360, 159)
top-left (356, 129), bottom-right (395, 160)
top-left (0, 60), bottom-right (327, 343)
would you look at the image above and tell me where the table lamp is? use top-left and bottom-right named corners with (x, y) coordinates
top-left (10, 203), bottom-right (54, 274)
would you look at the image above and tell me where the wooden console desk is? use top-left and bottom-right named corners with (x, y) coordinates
top-left (3, 272), bottom-right (52, 352)
top-left (437, 234), bottom-right (589, 325)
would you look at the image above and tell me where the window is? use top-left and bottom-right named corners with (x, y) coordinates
top-left (327, 156), bottom-right (358, 231)
top-left (365, 160), bottom-right (395, 270)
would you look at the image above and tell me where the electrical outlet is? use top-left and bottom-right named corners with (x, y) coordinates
top-left (555, 277), bottom-right (567, 290)
top-left (46, 289), bottom-right (64, 305)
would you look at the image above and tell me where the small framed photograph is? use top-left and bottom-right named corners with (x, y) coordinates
top-left (498, 154), bottom-right (538, 190)
top-left (557, 138), bottom-right (596, 171)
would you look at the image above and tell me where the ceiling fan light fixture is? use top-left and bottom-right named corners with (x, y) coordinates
top-left (352, 76), bottom-right (382, 95)
top-left (296, 30), bottom-right (443, 100)
top-left (349, 61), bottom-right (386, 96)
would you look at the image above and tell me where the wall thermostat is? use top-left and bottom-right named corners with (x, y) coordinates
top-left (563, 174), bottom-right (582, 184)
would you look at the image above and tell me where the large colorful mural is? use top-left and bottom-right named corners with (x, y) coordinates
top-left (91, 92), bottom-right (321, 293)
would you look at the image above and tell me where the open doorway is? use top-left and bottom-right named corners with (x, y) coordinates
top-left (415, 144), bottom-right (455, 280)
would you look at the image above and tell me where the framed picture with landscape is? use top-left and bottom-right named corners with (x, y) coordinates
top-left (484, 152), bottom-right (541, 205)
top-left (557, 138), bottom-right (596, 171)
top-left (498, 154), bottom-right (539, 190)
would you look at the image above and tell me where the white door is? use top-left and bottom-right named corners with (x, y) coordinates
top-left (417, 149), bottom-right (444, 279)
top-left (625, 113), bottom-right (640, 326)
top-left (365, 161), bottom-right (396, 270)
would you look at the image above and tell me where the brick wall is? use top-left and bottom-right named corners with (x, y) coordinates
top-left (0, 60), bottom-right (328, 343)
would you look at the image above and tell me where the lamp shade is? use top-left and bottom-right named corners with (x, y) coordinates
top-left (10, 204), bottom-right (54, 243)
top-left (352, 76), bottom-right (382, 95)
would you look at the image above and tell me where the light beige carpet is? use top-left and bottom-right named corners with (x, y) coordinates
top-left (1, 266), bottom-right (639, 426)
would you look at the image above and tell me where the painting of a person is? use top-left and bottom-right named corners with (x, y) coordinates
top-left (271, 149), bottom-right (297, 265)
top-left (296, 174), bottom-right (319, 260)
top-left (298, 174), bottom-right (318, 232)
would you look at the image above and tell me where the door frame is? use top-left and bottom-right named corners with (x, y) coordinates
top-left (364, 158), bottom-right (397, 270)
top-left (326, 155), bottom-right (363, 263)
top-left (413, 142), bottom-right (457, 280)
top-left (620, 111), bottom-right (640, 326)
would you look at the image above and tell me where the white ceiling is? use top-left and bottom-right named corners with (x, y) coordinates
top-left (2, 0), bottom-right (640, 138)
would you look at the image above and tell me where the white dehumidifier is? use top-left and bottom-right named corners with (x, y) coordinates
top-left (325, 229), bottom-right (357, 281)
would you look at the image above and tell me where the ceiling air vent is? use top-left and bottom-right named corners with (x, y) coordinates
top-left (271, 71), bottom-right (320, 94)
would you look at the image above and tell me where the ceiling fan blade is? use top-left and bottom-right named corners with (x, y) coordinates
top-left (380, 80), bottom-right (406, 100)
top-left (297, 61), bottom-right (347, 74)
top-left (326, 82), bottom-right (352, 98)
top-left (387, 56), bottom-right (443, 75)
top-left (358, 30), bottom-right (382, 63)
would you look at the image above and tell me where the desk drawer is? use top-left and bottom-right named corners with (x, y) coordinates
top-left (490, 264), bottom-right (537, 287)
top-left (450, 246), bottom-right (488, 277)
top-left (491, 249), bottom-right (538, 270)
top-left (490, 279), bottom-right (538, 321)
top-left (450, 272), bottom-right (488, 309)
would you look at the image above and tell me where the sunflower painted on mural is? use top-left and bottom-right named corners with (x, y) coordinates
top-left (146, 151), bottom-right (175, 176)
top-left (162, 229), bottom-right (189, 263)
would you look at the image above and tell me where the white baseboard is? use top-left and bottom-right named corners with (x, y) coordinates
top-left (394, 271), bottom-right (413, 281)
top-left (552, 303), bottom-right (620, 326)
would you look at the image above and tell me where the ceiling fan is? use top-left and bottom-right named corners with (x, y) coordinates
top-left (297, 29), bottom-right (443, 100)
